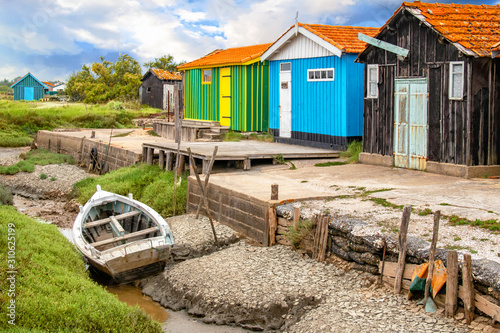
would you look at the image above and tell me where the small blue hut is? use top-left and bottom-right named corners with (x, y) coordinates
top-left (261, 23), bottom-right (379, 150)
top-left (10, 73), bottom-right (48, 101)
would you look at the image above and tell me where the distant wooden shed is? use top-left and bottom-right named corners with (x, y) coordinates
top-left (178, 43), bottom-right (271, 131)
top-left (140, 69), bottom-right (182, 110)
top-left (10, 73), bottom-right (48, 101)
top-left (357, 2), bottom-right (500, 177)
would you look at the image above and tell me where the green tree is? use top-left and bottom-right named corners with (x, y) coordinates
top-left (143, 54), bottom-right (185, 72)
top-left (66, 54), bottom-right (142, 103)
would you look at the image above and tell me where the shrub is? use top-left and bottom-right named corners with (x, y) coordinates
top-left (40, 173), bottom-right (48, 179)
top-left (0, 183), bottom-right (13, 205)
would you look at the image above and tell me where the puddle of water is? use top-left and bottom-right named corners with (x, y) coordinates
top-left (59, 228), bottom-right (73, 243)
top-left (107, 284), bottom-right (169, 323)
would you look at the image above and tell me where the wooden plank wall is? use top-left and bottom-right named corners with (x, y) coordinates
top-left (362, 10), bottom-right (500, 166)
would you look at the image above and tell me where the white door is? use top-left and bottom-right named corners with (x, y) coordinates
top-left (279, 64), bottom-right (291, 138)
top-left (163, 84), bottom-right (174, 110)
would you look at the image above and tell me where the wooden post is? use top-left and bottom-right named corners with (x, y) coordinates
top-left (91, 131), bottom-right (95, 138)
top-left (187, 148), bottom-right (218, 244)
top-left (173, 142), bottom-right (181, 216)
top-left (146, 148), bottom-right (153, 165)
top-left (189, 157), bottom-right (196, 176)
top-left (243, 158), bottom-right (251, 170)
top-left (177, 155), bottom-right (185, 174)
top-left (424, 210), bottom-right (441, 307)
top-left (195, 146), bottom-right (218, 218)
top-left (463, 253), bottom-right (475, 324)
top-left (174, 85), bottom-right (180, 144)
top-left (293, 206), bottom-right (300, 229)
top-left (166, 152), bottom-right (174, 171)
top-left (446, 250), bottom-right (459, 318)
top-left (142, 146), bottom-right (148, 162)
top-left (159, 150), bottom-right (165, 169)
top-left (379, 238), bottom-right (387, 285)
top-left (271, 184), bottom-right (279, 200)
top-left (394, 205), bottom-right (411, 294)
top-left (268, 206), bottom-right (277, 246)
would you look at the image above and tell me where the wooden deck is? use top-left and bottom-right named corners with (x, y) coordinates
top-left (142, 141), bottom-right (340, 172)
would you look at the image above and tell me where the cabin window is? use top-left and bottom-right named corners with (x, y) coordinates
top-left (367, 64), bottom-right (379, 99)
top-left (449, 61), bottom-right (464, 100)
top-left (146, 87), bottom-right (151, 93)
top-left (307, 68), bottom-right (334, 82)
top-left (202, 69), bottom-right (212, 84)
top-left (280, 62), bottom-right (291, 72)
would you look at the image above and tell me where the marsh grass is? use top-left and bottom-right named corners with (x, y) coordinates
top-left (0, 183), bottom-right (13, 205)
top-left (0, 206), bottom-right (162, 332)
top-left (286, 219), bottom-right (313, 248)
top-left (74, 164), bottom-right (188, 217)
top-left (0, 149), bottom-right (74, 175)
top-left (0, 100), bottom-right (158, 147)
top-left (339, 140), bottom-right (363, 163)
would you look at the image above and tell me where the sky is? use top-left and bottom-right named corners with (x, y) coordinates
top-left (0, 0), bottom-right (497, 82)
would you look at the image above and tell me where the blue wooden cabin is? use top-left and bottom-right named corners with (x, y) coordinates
top-left (261, 23), bottom-right (379, 150)
top-left (10, 73), bottom-right (49, 101)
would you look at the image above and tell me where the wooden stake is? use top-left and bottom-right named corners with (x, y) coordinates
top-left (446, 250), bottom-right (459, 318)
top-left (424, 210), bottom-right (441, 306)
top-left (293, 206), bottom-right (300, 229)
top-left (188, 148), bottom-right (218, 244)
top-left (319, 216), bottom-right (329, 262)
top-left (271, 184), bottom-right (278, 200)
top-left (394, 205), bottom-right (411, 294)
top-left (195, 146), bottom-right (218, 219)
top-left (268, 206), bottom-right (277, 246)
top-left (463, 253), bottom-right (475, 324)
top-left (379, 238), bottom-right (387, 285)
top-left (173, 142), bottom-right (181, 216)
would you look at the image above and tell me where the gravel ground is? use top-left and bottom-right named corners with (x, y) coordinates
top-left (166, 214), bottom-right (239, 261)
top-left (142, 242), bottom-right (476, 332)
top-left (294, 195), bottom-right (500, 264)
top-left (1, 163), bottom-right (88, 198)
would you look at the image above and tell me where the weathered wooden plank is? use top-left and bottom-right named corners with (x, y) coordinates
top-left (462, 253), bottom-right (475, 324)
top-left (379, 261), bottom-right (417, 281)
top-left (458, 287), bottom-right (500, 323)
top-left (90, 227), bottom-right (159, 247)
top-left (109, 216), bottom-right (125, 236)
top-left (424, 210), bottom-right (440, 306)
top-left (84, 211), bottom-right (141, 228)
top-left (395, 205), bottom-right (411, 294)
top-left (268, 206), bottom-right (277, 246)
top-left (358, 33), bottom-right (409, 59)
top-left (446, 250), bottom-right (459, 318)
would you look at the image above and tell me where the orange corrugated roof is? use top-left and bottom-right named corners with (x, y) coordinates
top-left (298, 23), bottom-right (380, 53)
top-left (178, 43), bottom-right (272, 70)
top-left (151, 69), bottom-right (182, 81)
top-left (43, 81), bottom-right (55, 87)
top-left (400, 2), bottom-right (500, 57)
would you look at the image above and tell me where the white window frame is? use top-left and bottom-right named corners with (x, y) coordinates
top-left (449, 61), bottom-right (464, 100)
top-left (367, 64), bottom-right (379, 99)
top-left (307, 68), bottom-right (335, 82)
top-left (202, 69), bottom-right (212, 84)
top-left (280, 62), bottom-right (291, 72)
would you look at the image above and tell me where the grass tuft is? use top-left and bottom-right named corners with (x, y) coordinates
top-left (0, 183), bottom-right (13, 205)
top-left (314, 161), bottom-right (347, 167)
top-left (339, 140), bottom-right (362, 164)
top-left (286, 219), bottom-right (313, 248)
top-left (0, 149), bottom-right (74, 176)
top-left (74, 164), bottom-right (188, 217)
top-left (222, 131), bottom-right (246, 142)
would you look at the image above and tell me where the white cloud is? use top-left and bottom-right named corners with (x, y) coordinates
top-left (200, 25), bottom-right (223, 34)
top-left (175, 9), bottom-right (207, 22)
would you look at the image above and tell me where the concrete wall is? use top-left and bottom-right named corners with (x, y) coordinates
top-left (187, 177), bottom-right (272, 245)
top-left (36, 130), bottom-right (141, 172)
top-left (360, 152), bottom-right (500, 178)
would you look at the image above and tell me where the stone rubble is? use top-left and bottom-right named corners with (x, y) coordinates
top-left (142, 240), bottom-right (477, 332)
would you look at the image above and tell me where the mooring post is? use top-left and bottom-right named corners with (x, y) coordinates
top-left (166, 152), bottom-right (174, 171)
top-left (463, 253), bottom-right (475, 324)
top-left (271, 184), bottom-right (279, 200)
top-left (159, 150), bottom-right (165, 169)
top-left (394, 205), bottom-right (411, 294)
top-left (446, 250), bottom-right (459, 318)
top-left (146, 147), bottom-right (153, 165)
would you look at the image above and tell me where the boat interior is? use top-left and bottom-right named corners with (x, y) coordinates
top-left (82, 200), bottom-right (161, 251)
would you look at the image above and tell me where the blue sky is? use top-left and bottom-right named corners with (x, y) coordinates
top-left (0, 0), bottom-right (497, 82)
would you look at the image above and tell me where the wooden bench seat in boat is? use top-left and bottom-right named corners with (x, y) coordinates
top-left (84, 211), bottom-right (141, 228)
top-left (90, 227), bottom-right (159, 248)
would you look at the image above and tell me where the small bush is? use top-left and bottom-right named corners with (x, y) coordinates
top-left (223, 131), bottom-right (246, 142)
top-left (40, 173), bottom-right (48, 179)
top-left (50, 177), bottom-right (57, 181)
top-left (0, 183), bottom-right (13, 205)
top-left (340, 140), bottom-right (363, 164)
top-left (286, 219), bottom-right (313, 248)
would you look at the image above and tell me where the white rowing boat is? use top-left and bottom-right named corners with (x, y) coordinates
top-left (72, 185), bottom-right (174, 282)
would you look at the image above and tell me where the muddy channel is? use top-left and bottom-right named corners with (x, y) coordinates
top-left (1, 147), bottom-right (248, 333)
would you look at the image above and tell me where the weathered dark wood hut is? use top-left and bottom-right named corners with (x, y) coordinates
top-left (357, 2), bottom-right (500, 177)
top-left (140, 69), bottom-right (182, 110)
